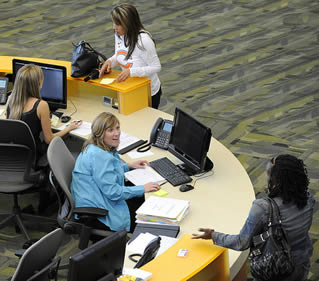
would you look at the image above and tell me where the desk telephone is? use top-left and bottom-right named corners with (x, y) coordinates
top-left (129, 236), bottom-right (161, 269)
top-left (0, 77), bottom-right (9, 105)
top-left (137, 118), bottom-right (173, 152)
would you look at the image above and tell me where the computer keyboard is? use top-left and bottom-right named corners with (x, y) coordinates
top-left (150, 157), bottom-right (192, 186)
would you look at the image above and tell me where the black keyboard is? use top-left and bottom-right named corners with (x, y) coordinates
top-left (150, 157), bottom-right (192, 186)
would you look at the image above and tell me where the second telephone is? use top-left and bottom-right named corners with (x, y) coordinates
top-left (0, 77), bottom-right (9, 105)
top-left (149, 118), bottom-right (173, 150)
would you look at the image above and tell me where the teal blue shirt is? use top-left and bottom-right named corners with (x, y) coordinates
top-left (71, 144), bottom-right (145, 231)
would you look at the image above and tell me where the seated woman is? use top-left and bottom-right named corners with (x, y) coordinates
top-left (7, 64), bottom-right (81, 213)
top-left (71, 112), bottom-right (160, 233)
top-left (7, 64), bottom-right (81, 161)
top-left (193, 154), bottom-right (315, 281)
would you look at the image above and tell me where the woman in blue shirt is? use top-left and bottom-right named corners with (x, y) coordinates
top-left (192, 154), bottom-right (315, 281)
top-left (71, 112), bottom-right (160, 232)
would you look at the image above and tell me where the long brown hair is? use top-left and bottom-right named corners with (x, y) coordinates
top-left (82, 112), bottom-right (120, 152)
top-left (8, 64), bottom-right (43, 119)
top-left (111, 3), bottom-right (148, 60)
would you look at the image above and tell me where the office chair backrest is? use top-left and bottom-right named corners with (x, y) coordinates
top-left (47, 137), bottom-right (76, 219)
top-left (0, 119), bottom-right (36, 157)
top-left (11, 228), bottom-right (64, 281)
top-left (0, 120), bottom-right (37, 189)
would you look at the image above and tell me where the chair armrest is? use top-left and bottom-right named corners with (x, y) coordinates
top-left (73, 207), bottom-right (108, 218)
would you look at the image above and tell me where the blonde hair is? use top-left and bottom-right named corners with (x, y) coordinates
top-left (8, 64), bottom-right (43, 120)
top-left (82, 112), bottom-right (120, 152)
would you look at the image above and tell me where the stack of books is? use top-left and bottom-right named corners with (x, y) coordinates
top-left (135, 196), bottom-right (190, 225)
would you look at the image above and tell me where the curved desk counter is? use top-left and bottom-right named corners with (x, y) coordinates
top-left (0, 79), bottom-right (254, 280)
top-left (0, 56), bottom-right (151, 115)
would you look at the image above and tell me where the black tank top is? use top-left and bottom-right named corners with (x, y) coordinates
top-left (20, 99), bottom-right (42, 144)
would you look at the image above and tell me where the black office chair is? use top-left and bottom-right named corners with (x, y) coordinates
top-left (47, 136), bottom-right (112, 250)
top-left (0, 119), bottom-right (56, 242)
top-left (11, 228), bottom-right (64, 281)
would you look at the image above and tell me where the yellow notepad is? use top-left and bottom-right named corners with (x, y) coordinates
top-left (153, 189), bottom-right (168, 197)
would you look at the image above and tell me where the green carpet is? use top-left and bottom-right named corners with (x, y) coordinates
top-left (0, 0), bottom-right (318, 280)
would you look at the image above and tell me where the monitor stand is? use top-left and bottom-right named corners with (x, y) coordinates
top-left (177, 156), bottom-right (214, 176)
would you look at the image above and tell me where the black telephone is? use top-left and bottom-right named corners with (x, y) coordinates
top-left (137, 118), bottom-right (173, 152)
top-left (131, 236), bottom-right (161, 269)
top-left (149, 118), bottom-right (173, 149)
top-left (0, 77), bottom-right (9, 105)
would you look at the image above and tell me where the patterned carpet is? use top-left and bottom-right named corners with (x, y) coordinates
top-left (0, 0), bottom-right (318, 280)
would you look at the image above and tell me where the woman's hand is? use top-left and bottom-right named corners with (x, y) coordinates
top-left (99, 60), bottom-right (112, 78)
top-left (128, 160), bottom-right (150, 169)
top-left (117, 69), bottom-right (130, 82)
top-left (67, 120), bottom-right (82, 131)
top-left (144, 182), bottom-right (160, 193)
top-left (192, 228), bottom-right (214, 240)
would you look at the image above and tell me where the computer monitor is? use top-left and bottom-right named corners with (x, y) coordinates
top-left (168, 107), bottom-right (213, 175)
top-left (12, 59), bottom-right (67, 111)
top-left (67, 229), bottom-right (127, 281)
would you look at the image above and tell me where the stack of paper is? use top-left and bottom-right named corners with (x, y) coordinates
top-left (135, 196), bottom-right (189, 225)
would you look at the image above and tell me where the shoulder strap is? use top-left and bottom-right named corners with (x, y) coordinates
top-left (267, 197), bottom-right (281, 225)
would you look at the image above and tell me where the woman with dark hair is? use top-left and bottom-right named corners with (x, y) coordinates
top-left (193, 154), bottom-right (315, 280)
top-left (71, 112), bottom-right (160, 233)
top-left (99, 3), bottom-right (162, 109)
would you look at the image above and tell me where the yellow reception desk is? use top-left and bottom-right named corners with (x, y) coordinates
top-left (0, 58), bottom-right (255, 280)
top-left (0, 56), bottom-right (151, 115)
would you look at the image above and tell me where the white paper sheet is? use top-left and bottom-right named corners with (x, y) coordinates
top-left (125, 166), bottom-right (164, 186)
top-left (118, 131), bottom-right (141, 151)
top-left (58, 121), bottom-right (91, 136)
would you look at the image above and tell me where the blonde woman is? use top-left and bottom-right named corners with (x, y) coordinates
top-left (71, 112), bottom-right (160, 233)
top-left (7, 64), bottom-right (81, 159)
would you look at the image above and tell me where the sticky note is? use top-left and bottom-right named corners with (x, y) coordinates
top-left (100, 78), bottom-right (115, 85)
top-left (153, 189), bottom-right (168, 197)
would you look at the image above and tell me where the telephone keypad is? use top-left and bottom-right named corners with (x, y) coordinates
top-left (154, 131), bottom-right (170, 149)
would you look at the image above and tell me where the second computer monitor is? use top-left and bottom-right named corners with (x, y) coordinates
top-left (168, 107), bottom-right (213, 175)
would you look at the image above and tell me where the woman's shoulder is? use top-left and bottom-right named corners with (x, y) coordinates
top-left (139, 31), bottom-right (154, 43)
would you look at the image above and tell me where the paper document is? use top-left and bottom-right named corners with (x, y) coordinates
top-left (136, 196), bottom-right (190, 220)
top-left (58, 121), bottom-right (91, 136)
top-left (125, 166), bottom-right (164, 186)
top-left (0, 109), bottom-right (4, 116)
top-left (118, 131), bottom-right (141, 151)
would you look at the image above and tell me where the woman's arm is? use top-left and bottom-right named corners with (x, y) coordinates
top-left (37, 100), bottom-right (81, 144)
top-left (212, 200), bottom-right (267, 251)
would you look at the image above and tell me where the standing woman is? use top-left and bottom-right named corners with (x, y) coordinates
top-left (7, 64), bottom-right (81, 161)
top-left (99, 3), bottom-right (162, 109)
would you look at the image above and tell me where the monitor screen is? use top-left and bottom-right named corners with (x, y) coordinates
top-left (67, 229), bottom-right (127, 281)
top-left (12, 59), bottom-right (67, 111)
top-left (168, 108), bottom-right (213, 175)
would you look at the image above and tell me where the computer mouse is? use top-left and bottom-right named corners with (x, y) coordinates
top-left (61, 116), bottom-right (71, 123)
top-left (179, 184), bottom-right (194, 192)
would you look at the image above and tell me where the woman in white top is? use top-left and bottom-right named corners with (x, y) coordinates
top-left (99, 3), bottom-right (162, 109)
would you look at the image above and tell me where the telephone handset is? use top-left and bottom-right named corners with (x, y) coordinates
top-left (137, 118), bottom-right (173, 152)
top-left (129, 236), bottom-right (161, 269)
top-left (0, 77), bottom-right (9, 105)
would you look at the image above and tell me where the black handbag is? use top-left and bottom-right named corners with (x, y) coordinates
top-left (71, 40), bottom-right (107, 78)
top-left (249, 197), bottom-right (294, 281)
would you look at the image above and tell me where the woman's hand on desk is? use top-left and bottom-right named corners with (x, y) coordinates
top-left (99, 60), bottom-right (112, 78)
top-left (117, 69), bottom-right (130, 82)
top-left (128, 159), bottom-right (150, 169)
top-left (144, 182), bottom-right (160, 193)
top-left (192, 228), bottom-right (214, 240)
top-left (66, 120), bottom-right (82, 131)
